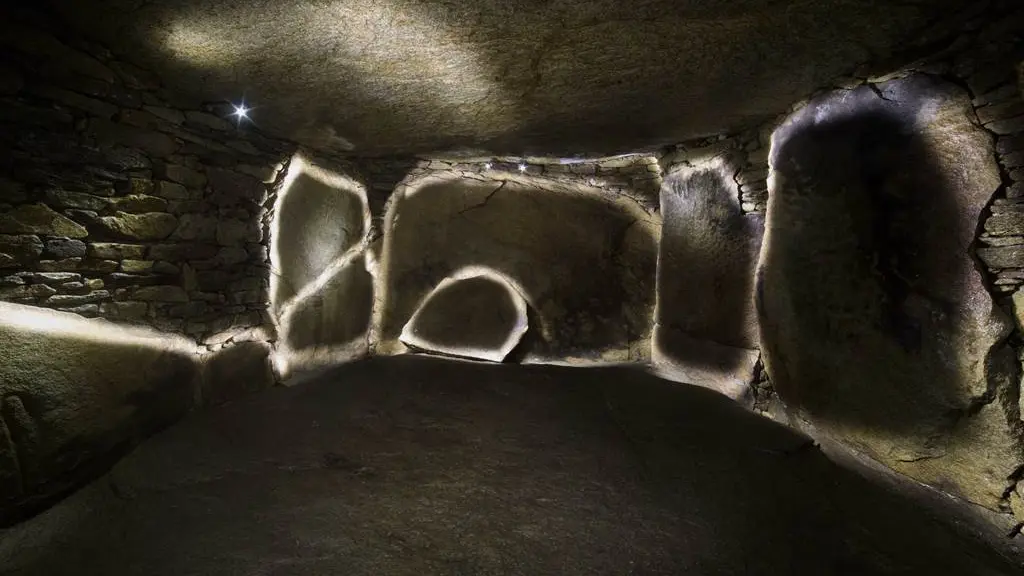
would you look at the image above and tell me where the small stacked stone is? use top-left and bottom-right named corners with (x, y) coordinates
top-left (0, 22), bottom-right (292, 344)
top-left (732, 128), bottom-right (771, 214)
top-left (655, 125), bottom-right (775, 215)
top-left (376, 155), bottom-right (663, 215)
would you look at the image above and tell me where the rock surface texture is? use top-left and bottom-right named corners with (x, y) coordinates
top-left (759, 74), bottom-right (1021, 510)
top-left (279, 254), bottom-right (375, 367)
top-left (45, 0), bottom-right (983, 156)
top-left (379, 169), bottom-right (659, 363)
top-left (0, 304), bottom-right (201, 526)
top-left (3, 0), bottom-right (1024, 557)
top-left (270, 166), bottom-right (367, 310)
top-left (654, 153), bottom-right (764, 400)
top-left (1, 357), bottom-right (1022, 575)
top-left (401, 272), bottom-right (529, 362)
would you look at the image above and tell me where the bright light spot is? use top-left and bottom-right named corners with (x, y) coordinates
top-left (0, 302), bottom-right (199, 353)
top-left (517, 163), bottom-right (528, 172)
top-left (483, 162), bottom-right (493, 170)
top-left (233, 103), bottom-right (250, 120)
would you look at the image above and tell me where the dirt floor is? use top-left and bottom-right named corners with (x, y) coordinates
top-left (1, 356), bottom-right (1022, 575)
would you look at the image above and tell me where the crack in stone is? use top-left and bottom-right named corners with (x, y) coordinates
top-left (457, 181), bottom-right (506, 216)
top-left (866, 83), bottom-right (898, 103)
top-left (0, 402), bottom-right (24, 496)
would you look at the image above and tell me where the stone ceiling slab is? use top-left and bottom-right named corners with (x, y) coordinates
top-left (37, 0), bottom-right (979, 156)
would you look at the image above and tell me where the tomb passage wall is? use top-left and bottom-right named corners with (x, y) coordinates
top-left (0, 14), bottom-right (292, 348)
top-left (374, 158), bottom-right (661, 364)
top-left (0, 13), bottom-right (287, 525)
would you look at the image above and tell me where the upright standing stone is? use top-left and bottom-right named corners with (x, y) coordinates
top-left (271, 170), bottom-right (365, 309)
top-left (758, 74), bottom-right (1020, 510)
top-left (654, 155), bottom-right (763, 400)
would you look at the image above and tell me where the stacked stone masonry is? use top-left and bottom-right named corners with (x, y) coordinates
top-left (0, 18), bottom-right (297, 348)
top-left (373, 155), bottom-right (662, 361)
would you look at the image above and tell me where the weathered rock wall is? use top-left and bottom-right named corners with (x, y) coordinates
top-left (269, 155), bottom-right (374, 374)
top-left (757, 5), bottom-right (1024, 518)
top-left (371, 157), bottom-right (661, 364)
top-left (0, 302), bottom-right (278, 526)
top-left (0, 14), bottom-right (294, 348)
top-left (761, 72), bottom-right (1015, 510)
top-left (270, 154), bottom-right (662, 374)
top-left (0, 16), bottom-right (285, 526)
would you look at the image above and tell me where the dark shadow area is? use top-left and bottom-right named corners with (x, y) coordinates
top-left (656, 163), bottom-right (763, 375)
top-left (0, 310), bottom-right (201, 527)
top-left (382, 179), bottom-right (657, 359)
top-left (356, 157), bottom-right (420, 243)
top-left (273, 172), bottom-right (365, 310)
top-left (758, 76), bottom-right (1008, 453)
top-left (505, 300), bottom-right (551, 363)
top-left (1, 355), bottom-right (1020, 575)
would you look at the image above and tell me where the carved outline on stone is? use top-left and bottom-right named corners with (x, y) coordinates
top-left (267, 154), bottom-right (376, 379)
top-left (399, 266), bottom-right (530, 363)
top-left (268, 153), bottom-right (373, 318)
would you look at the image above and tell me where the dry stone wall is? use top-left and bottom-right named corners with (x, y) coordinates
top-left (0, 16), bottom-right (295, 348)
top-left (975, 70), bottom-right (1024, 294)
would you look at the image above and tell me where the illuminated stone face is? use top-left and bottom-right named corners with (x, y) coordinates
top-left (652, 155), bottom-right (764, 400)
top-left (759, 74), bottom-right (1018, 510)
top-left (377, 171), bottom-right (659, 363)
top-left (400, 269), bottom-right (529, 363)
top-left (44, 0), bottom-right (975, 155)
top-left (0, 303), bottom-right (202, 524)
top-left (270, 157), bottom-right (370, 313)
top-left (267, 155), bottom-right (375, 376)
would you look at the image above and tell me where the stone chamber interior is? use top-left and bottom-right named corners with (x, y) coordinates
top-left (1, 1), bottom-right (1024, 574)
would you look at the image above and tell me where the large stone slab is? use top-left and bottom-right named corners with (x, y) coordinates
top-left (271, 166), bottom-right (366, 310)
top-left (654, 158), bottom-right (763, 399)
top-left (0, 303), bottom-right (201, 525)
top-left (280, 255), bottom-right (374, 358)
top-left (758, 74), bottom-right (1020, 509)
top-left (380, 174), bottom-right (658, 362)
top-left (0, 204), bottom-right (87, 238)
top-left (400, 271), bottom-right (528, 363)
top-left (47, 0), bottom-right (979, 156)
top-left (202, 341), bottom-right (275, 407)
top-left (93, 212), bottom-right (178, 241)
